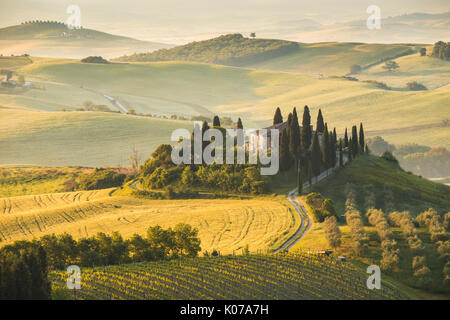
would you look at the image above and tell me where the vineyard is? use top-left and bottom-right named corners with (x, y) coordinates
top-left (51, 251), bottom-right (408, 300)
top-left (0, 190), bottom-right (300, 254)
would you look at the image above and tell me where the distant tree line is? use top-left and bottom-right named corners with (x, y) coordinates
top-left (1, 224), bottom-right (201, 271)
top-left (367, 137), bottom-right (450, 178)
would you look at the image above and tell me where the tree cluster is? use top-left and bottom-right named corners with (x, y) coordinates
top-left (0, 245), bottom-right (51, 299)
top-left (323, 216), bottom-right (341, 249)
top-left (344, 184), bottom-right (369, 256)
top-left (366, 208), bottom-right (400, 271)
top-left (431, 41), bottom-right (450, 61)
top-left (1, 224), bottom-right (201, 271)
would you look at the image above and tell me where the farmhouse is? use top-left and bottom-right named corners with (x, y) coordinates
top-left (248, 121), bottom-right (323, 151)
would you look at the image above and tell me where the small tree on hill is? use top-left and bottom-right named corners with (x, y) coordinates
top-left (383, 61), bottom-right (399, 72)
top-left (250, 32), bottom-right (256, 39)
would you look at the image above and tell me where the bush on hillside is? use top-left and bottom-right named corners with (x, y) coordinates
top-left (81, 56), bottom-right (109, 64)
top-left (76, 168), bottom-right (126, 190)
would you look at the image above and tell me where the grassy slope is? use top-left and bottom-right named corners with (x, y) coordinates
top-left (0, 189), bottom-right (300, 255)
top-left (1, 49), bottom-right (448, 167)
top-left (0, 107), bottom-right (192, 166)
top-left (309, 155), bottom-right (450, 215)
top-left (292, 155), bottom-right (450, 298)
top-left (0, 165), bottom-right (88, 197)
top-left (358, 52), bottom-right (450, 90)
top-left (246, 42), bottom-right (418, 75)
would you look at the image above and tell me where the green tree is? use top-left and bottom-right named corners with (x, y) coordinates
top-left (273, 107), bottom-right (283, 125)
top-left (382, 61), bottom-right (399, 72)
top-left (289, 107), bottom-right (302, 162)
top-left (236, 117), bottom-right (243, 129)
top-left (351, 125), bottom-right (359, 157)
top-left (311, 131), bottom-right (321, 178)
top-left (213, 115), bottom-right (221, 127)
top-left (301, 105), bottom-right (312, 151)
top-left (321, 124), bottom-right (330, 169)
top-left (344, 128), bottom-right (349, 148)
top-left (359, 123), bottom-right (365, 153)
top-left (316, 109), bottom-right (325, 133)
top-left (279, 127), bottom-right (292, 171)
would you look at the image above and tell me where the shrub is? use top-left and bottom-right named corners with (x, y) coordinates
top-left (406, 81), bottom-right (427, 91)
top-left (77, 168), bottom-right (126, 190)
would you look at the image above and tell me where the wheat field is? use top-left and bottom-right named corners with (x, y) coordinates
top-left (0, 190), bottom-right (300, 254)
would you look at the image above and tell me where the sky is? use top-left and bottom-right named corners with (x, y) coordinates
top-left (1, 0), bottom-right (449, 44)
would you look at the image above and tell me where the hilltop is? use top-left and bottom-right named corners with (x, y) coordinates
top-left (115, 33), bottom-right (300, 66)
top-left (0, 21), bottom-right (171, 59)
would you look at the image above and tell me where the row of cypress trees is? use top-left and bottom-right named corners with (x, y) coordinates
top-left (274, 106), bottom-right (366, 194)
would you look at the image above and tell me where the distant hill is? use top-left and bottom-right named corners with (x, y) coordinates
top-left (0, 21), bottom-right (172, 59)
top-left (282, 12), bottom-right (450, 44)
top-left (115, 33), bottom-right (300, 66)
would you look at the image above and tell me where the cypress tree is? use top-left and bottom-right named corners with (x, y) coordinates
top-left (321, 124), bottom-right (329, 169)
top-left (236, 118), bottom-right (243, 129)
top-left (339, 141), bottom-right (343, 167)
top-left (329, 130), bottom-right (335, 168)
top-left (273, 107), bottom-right (283, 125)
top-left (348, 137), bottom-right (353, 162)
top-left (316, 109), bottom-right (325, 133)
top-left (351, 125), bottom-right (358, 157)
top-left (308, 156), bottom-right (313, 186)
top-left (289, 107), bottom-right (302, 162)
top-left (311, 131), bottom-right (321, 178)
top-left (301, 105), bottom-right (312, 151)
top-left (279, 127), bottom-right (291, 171)
top-left (213, 115), bottom-right (221, 127)
top-left (344, 128), bottom-right (349, 148)
top-left (359, 123), bottom-right (365, 153)
top-left (297, 160), bottom-right (303, 194)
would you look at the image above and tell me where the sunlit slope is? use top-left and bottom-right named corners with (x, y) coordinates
top-left (1, 57), bottom-right (448, 168)
top-left (0, 191), bottom-right (300, 254)
top-left (246, 42), bottom-right (418, 75)
top-left (0, 107), bottom-right (192, 166)
top-left (358, 53), bottom-right (450, 89)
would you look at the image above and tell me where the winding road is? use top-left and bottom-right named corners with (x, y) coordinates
top-left (275, 166), bottom-right (339, 252)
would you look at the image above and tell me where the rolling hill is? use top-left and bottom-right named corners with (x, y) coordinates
top-left (1, 54), bottom-right (449, 167)
top-left (0, 22), bottom-right (172, 59)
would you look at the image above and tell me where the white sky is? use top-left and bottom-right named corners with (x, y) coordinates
top-left (1, 0), bottom-right (449, 44)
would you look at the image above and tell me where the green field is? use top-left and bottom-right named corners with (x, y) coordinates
top-left (50, 251), bottom-right (408, 300)
top-left (1, 40), bottom-right (448, 167)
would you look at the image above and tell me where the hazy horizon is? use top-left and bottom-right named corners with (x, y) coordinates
top-left (1, 0), bottom-right (449, 44)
